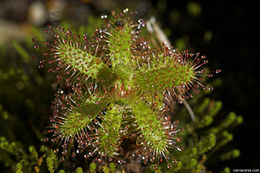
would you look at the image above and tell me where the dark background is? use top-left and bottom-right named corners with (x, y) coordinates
top-left (154, 0), bottom-right (260, 169)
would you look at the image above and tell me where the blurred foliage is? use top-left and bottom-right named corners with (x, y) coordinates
top-left (0, 0), bottom-right (243, 172)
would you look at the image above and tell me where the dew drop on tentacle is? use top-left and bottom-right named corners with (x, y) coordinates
top-left (71, 152), bottom-right (76, 158)
top-left (123, 8), bottom-right (129, 13)
top-left (33, 45), bottom-right (39, 49)
top-left (32, 38), bottom-right (37, 42)
top-left (216, 69), bottom-right (221, 74)
top-left (60, 157), bottom-right (65, 162)
top-left (167, 163), bottom-right (173, 169)
top-left (208, 87), bottom-right (214, 91)
top-left (101, 15), bottom-right (107, 19)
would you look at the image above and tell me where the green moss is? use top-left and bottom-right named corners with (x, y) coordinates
top-left (185, 158), bottom-right (197, 169)
top-left (220, 149), bottom-right (240, 161)
top-left (16, 162), bottom-right (23, 173)
top-left (90, 162), bottom-right (96, 173)
top-left (109, 163), bottom-right (116, 173)
top-left (46, 150), bottom-right (58, 173)
top-left (220, 167), bottom-right (230, 173)
top-left (197, 133), bottom-right (216, 154)
top-left (13, 41), bottom-right (30, 63)
top-left (75, 167), bottom-right (83, 173)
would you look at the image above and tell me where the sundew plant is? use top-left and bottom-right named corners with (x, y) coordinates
top-left (29, 9), bottom-right (237, 172)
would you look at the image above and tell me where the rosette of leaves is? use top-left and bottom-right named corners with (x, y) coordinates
top-left (32, 9), bottom-right (219, 169)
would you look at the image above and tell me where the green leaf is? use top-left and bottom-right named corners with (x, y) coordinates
top-left (98, 104), bottom-right (123, 158)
